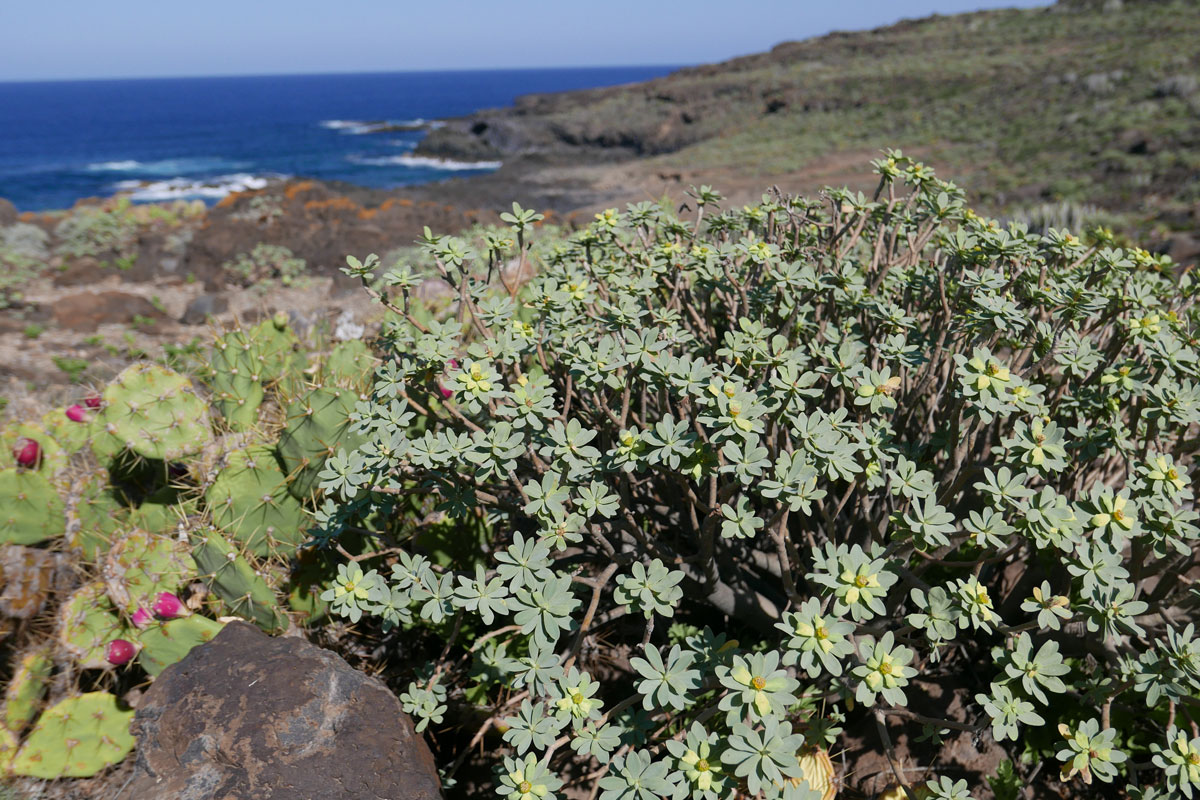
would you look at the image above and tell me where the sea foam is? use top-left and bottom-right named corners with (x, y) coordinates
top-left (113, 173), bottom-right (275, 202)
top-left (319, 119), bottom-right (437, 135)
top-left (86, 157), bottom-right (248, 175)
top-left (347, 154), bottom-right (502, 171)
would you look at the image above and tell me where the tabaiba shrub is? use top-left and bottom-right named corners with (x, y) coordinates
top-left (315, 153), bottom-right (1199, 799)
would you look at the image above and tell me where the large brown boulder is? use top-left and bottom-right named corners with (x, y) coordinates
top-left (49, 291), bottom-right (167, 332)
top-left (126, 621), bottom-right (442, 800)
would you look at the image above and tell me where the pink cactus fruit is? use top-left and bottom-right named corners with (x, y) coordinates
top-left (13, 437), bottom-right (40, 468)
top-left (439, 358), bottom-right (459, 399)
top-left (152, 591), bottom-right (187, 619)
top-left (131, 607), bottom-right (153, 629)
top-left (84, 395), bottom-right (102, 408)
top-left (106, 639), bottom-right (136, 666)
top-left (66, 404), bottom-right (87, 422)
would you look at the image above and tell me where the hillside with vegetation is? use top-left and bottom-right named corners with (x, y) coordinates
top-left (420, 0), bottom-right (1200, 246)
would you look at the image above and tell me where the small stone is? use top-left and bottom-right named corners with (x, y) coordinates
top-left (180, 295), bottom-right (229, 326)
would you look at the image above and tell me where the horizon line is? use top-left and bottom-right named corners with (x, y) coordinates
top-left (0, 62), bottom-right (694, 86)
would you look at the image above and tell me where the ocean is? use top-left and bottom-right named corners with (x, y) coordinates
top-left (0, 67), bottom-right (677, 212)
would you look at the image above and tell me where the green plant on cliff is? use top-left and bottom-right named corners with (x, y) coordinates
top-left (304, 151), bottom-right (1200, 798)
top-left (223, 242), bottom-right (307, 288)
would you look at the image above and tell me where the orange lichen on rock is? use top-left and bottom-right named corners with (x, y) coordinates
top-left (302, 196), bottom-right (360, 214)
top-left (284, 181), bottom-right (317, 201)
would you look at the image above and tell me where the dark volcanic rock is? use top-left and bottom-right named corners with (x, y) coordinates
top-left (126, 622), bottom-right (442, 800)
top-left (180, 294), bottom-right (229, 325)
top-left (50, 291), bottom-right (167, 331)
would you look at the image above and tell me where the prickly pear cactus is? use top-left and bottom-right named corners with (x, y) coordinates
top-left (0, 725), bottom-right (15, 770)
top-left (103, 528), bottom-right (192, 613)
top-left (128, 499), bottom-right (197, 535)
top-left (205, 445), bottom-right (307, 558)
top-left (92, 363), bottom-right (212, 460)
top-left (248, 314), bottom-right (302, 383)
top-left (2, 646), bottom-right (52, 735)
top-left (0, 545), bottom-right (63, 619)
top-left (41, 406), bottom-right (93, 454)
top-left (9, 692), bottom-right (135, 778)
top-left (277, 385), bottom-right (365, 500)
top-left (64, 466), bottom-right (125, 560)
top-left (208, 328), bottom-right (266, 431)
top-left (323, 338), bottom-right (377, 387)
top-left (56, 583), bottom-right (132, 669)
top-left (191, 528), bottom-right (287, 632)
top-left (138, 614), bottom-right (224, 676)
top-left (0, 468), bottom-right (66, 545)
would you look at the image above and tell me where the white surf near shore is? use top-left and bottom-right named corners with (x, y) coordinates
top-left (112, 173), bottom-right (278, 202)
top-left (319, 119), bottom-right (443, 135)
top-left (87, 157), bottom-right (249, 176)
top-left (347, 154), bottom-right (501, 171)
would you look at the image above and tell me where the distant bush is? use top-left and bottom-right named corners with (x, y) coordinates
top-left (316, 151), bottom-right (1199, 798)
top-left (53, 198), bottom-right (140, 261)
top-left (223, 242), bottom-right (307, 287)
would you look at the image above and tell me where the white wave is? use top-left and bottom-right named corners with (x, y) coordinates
top-left (87, 160), bottom-right (142, 172)
top-left (319, 118), bottom-right (435, 135)
top-left (86, 157), bottom-right (248, 175)
top-left (347, 154), bottom-right (501, 171)
top-left (113, 173), bottom-right (276, 202)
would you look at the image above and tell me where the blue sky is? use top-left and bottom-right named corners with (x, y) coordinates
top-left (0, 0), bottom-right (1050, 82)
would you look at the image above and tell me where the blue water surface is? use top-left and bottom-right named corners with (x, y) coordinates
top-left (0, 67), bottom-right (677, 211)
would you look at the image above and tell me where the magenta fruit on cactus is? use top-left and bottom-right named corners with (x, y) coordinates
top-left (66, 404), bottom-right (87, 422)
top-left (85, 395), bottom-right (102, 408)
top-left (438, 357), bottom-right (460, 399)
top-left (13, 437), bottom-right (40, 468)
top-left (131, 607), bottom-right (153, 628)
top-left (106, 639), bottom-right (136, 666)
top-left (152, 591), bottom-right (187, 619)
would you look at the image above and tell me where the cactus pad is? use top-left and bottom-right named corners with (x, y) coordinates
top-left (191, 528), bottom-right (287, 632)
top-left (57, 583), bottom-right (131, 669)
top-left (2, 646), bottom-right (53, 735)
top-left (103, 528), bottom-right (192, 613)
top-left (249, 314), bottom-right (302, 383)
top-left (323, 338), bottom-right (377, 387)
top-left (9, 692), bottom-right (135, 778)
top-left (138, 615), bottom-right (225, 676)
top-left (64, 466), bottom-right (126, 560)
top-left (128, 499), bottom-right (198, 536)
top-left (41, 406), bottom-right (92, 454)
top-left (278, 386), bottom-right (365, 499)
top-left (205, 445), bottom-right (307, 558)
top-left (208, 328), bottom-right (266, 431)
top-left (0, 468), bottom-right (66, 545)
top-left (0, 545), bottom-right (63, 619)
top-left (93, 363), bottom-right (212, 460)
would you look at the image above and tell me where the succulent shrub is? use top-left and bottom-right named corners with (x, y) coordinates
top-left (311, 152), bottom-right (1200, 798)
top-left (223, 242), bottom-right (307, 288)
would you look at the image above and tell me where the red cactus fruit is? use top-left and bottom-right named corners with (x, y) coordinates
top-left (66, 404), bottom-right (87, 422)
top-left (106, 639), bottom-right (136, 666)
top-left (13, 437), bottom-right (40, 468)
top-left (131, 607), bottom-right (153, 629)
top-left (84, 396), bottom-right (102, 408)
top-left (152, 591), bottom-right (187, 619)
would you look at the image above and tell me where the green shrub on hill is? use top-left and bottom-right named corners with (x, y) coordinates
top-left (318, 152), bottom-right (1198, 797)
